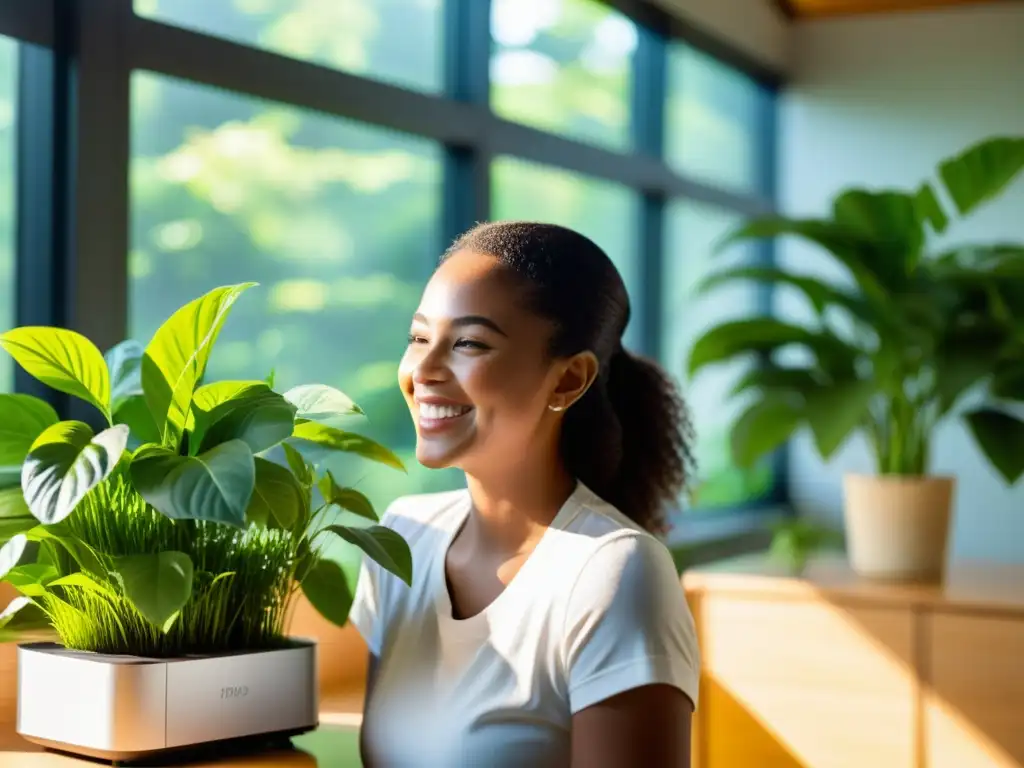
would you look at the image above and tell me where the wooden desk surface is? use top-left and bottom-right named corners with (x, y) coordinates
top-left (682, 553), bottom-right (1024, 615)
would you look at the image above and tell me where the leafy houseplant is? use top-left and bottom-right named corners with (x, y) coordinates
top-left (688, 135), bottom-right (1024, 581)
top-left (767, 519), bottom-right (843, 576)
top-left (0, 283), bottom-right (412, 758)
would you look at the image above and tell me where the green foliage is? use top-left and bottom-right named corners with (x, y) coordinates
top-left (0, 394), bottom-right (59, 465)
top-left (112, 551), bottom-right (194, 632)
top-left (768, 519), bottom-right (844, 574)
top-left (288, 420), bottom-right (405, 472)
top-left (20, 422), bottom-right (129, 525)
top-left (142, 283), bottom-right (256, 449)
top-left (285, 384), bottom-right (363, 421)
top-left (130, 440), bottom-right (257, 528)
top-left (689, 135), bottom-right (1024, 481)
top-left (0, 285), bottom-right (411, 656)
top-left (0, 328), bottom-right (112, 423)
top-left (320, 524), bottom-right (413, 586)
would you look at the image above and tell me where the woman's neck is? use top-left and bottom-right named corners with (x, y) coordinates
top-left (463, 455), bottom-right (576, 554)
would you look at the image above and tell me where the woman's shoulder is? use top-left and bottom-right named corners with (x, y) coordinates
top-left (566, 485), bottom-right (668, 552)
top-left (562, 485), bottom-right (679, 595)
top-left (381, 488), bottom-right (470, 536)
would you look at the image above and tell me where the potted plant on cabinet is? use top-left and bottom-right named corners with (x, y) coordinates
top-left (687, 135), bottom-right (1024, 582)
top-left (0, 283), bottom-right (411, 762)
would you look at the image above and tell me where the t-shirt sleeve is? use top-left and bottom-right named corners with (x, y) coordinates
top-left (563, 533), bottom-right (701, 714)
top-left (347, 553), bottom-right (382, 656)
top-left (347, 504), bottom-right (400, 657)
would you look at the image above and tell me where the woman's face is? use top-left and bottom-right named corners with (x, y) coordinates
top-left (398, 249), bottom-right (581, 473)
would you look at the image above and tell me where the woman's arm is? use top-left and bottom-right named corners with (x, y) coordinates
top-left (359, 653), bottom-right (379, 766)
top-left (571, 684), bottom-right (693, 768)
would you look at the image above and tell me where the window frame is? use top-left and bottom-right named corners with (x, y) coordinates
top-left (2, 0), bottom-right (788, 525)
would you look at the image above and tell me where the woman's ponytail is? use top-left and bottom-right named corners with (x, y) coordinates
top-left (562, 346), bottom-right (696, 534)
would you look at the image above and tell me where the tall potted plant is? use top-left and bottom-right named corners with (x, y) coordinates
top-left (687, 135), bottom-right (1024, 582)
top-left (0, 283), bottom-right (411, 761)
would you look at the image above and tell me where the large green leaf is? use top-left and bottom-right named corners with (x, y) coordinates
top-left (0, 394), bottom-right (59, 466)
top-left (299, 557), bottom-right (354, 628)
top-left (698, 266), bottom-right (868, 320)
top-left (191, 380), bottom-right (268, 414)
top-left (935, 332), bottom-right (1004, 413)
top-left (113, 395), bottom-right (163, 446)
top-left (113, 551), bottom-right (194, 632)
top-left (24, 525), bottom-right (105, 577)
top-left (803, 379), bottom-right (875, 459)
top-left (142, 283), bottom-right (257, 449)
top-left (992, 362), bottom-right (1024, 402)
top-left (0, 597), bottom-right (51, 642)
top-left (246, 456), bottom-right (304, 529)
top-left (195, 389), bottom-right (297, 455)
top-left (4, 564), bottom-right (57, 597)
top-left (323, 524), bottom-right (412, 586)
top-left (130, 440), bottom-right (255, 528)
top-left (730, 394), bottom-right (804, 469)
top-left (0, 487), bottom-right (29, 519)
top-left (0, 533), bottom-right (29, 580)
top-left (688, 319), bottom-right (857, 379)
top-left (105, 340), bottom-right (145, 415)
top-left (0, 328), bottom-right (111, 422)
top-left (964, 408), bottom-right (1024, 484)
top-left (20, 422), bottom-right (129, 525)
top-left (689, 319), bottom-right (813, 377)
top-left (832, 189), bottom-right (924, 278)
top-left (938, 136), bottom-right (1024, 217)
top-left (0, 508), bottom-right (35, 544)
top-left (716, 216), bottom-right (888, 301)
top-left (284, 384), bottom-right (363, 421)
top-left (318, 471), bottom-right (377, 522)
top-left (914, 182), bottom-right (949, 234)
top-left (282, 442), bottom-right (314, 488)
top-left (288, 421), bottom-right (405, 472)
top-left (730, 365), bottom-right (820, 397)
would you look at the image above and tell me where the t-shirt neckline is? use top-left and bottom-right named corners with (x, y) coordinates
top-left (433, 482), bottom-right (588, 638)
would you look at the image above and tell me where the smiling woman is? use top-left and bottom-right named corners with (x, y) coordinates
top-left (351, 221), bottom-right (700, 767)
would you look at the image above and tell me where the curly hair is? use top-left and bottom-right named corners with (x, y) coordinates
top-left (444, 221), bottom-right (697, 534)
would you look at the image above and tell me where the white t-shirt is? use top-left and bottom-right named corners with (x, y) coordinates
top-left (348, 482), bottom-right (701, 768)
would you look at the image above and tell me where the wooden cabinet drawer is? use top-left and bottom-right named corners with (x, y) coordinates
top-left (700, 595), bottom-right (916, 768)
top-left (926, 613), bottom-right (1024, 768)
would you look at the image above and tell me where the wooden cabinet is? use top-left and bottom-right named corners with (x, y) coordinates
top-left (926, 614), bottom-right (1024, 768)
top-left (684, 556), bottom-right (1024, 768)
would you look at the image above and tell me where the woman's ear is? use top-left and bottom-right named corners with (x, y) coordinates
top-left (549, 351), bottom-right (599, 412)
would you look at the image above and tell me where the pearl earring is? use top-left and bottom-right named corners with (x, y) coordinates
top-left (548, 404), bottom-right (565, 412)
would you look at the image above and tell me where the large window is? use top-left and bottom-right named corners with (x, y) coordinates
top-left (665, 43), bottom-right (772, 195)
top-left (0, 37), bottom-right (15, 393)
top-left (490, 0), bottom-right (635, 150)
top-left (134, 0), bottom-right (444, 94)
top-left (5, 0), bottom-right (779, 518)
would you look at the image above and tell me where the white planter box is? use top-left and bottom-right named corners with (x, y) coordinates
top-left (16, 639), bottom-right (318, 762)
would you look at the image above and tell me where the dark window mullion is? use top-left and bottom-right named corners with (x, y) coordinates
top-left (631, 20), bottom-right (668, 359)
top-left (441, 0), bottom-right (491, 257)
top-left (14, 14), bottom-right (70, 412)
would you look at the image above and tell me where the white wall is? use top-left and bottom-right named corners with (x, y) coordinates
top-left (654, 0), bottom-right (792, 74)
top-left (779, 3), bottom-right (1024, 563)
